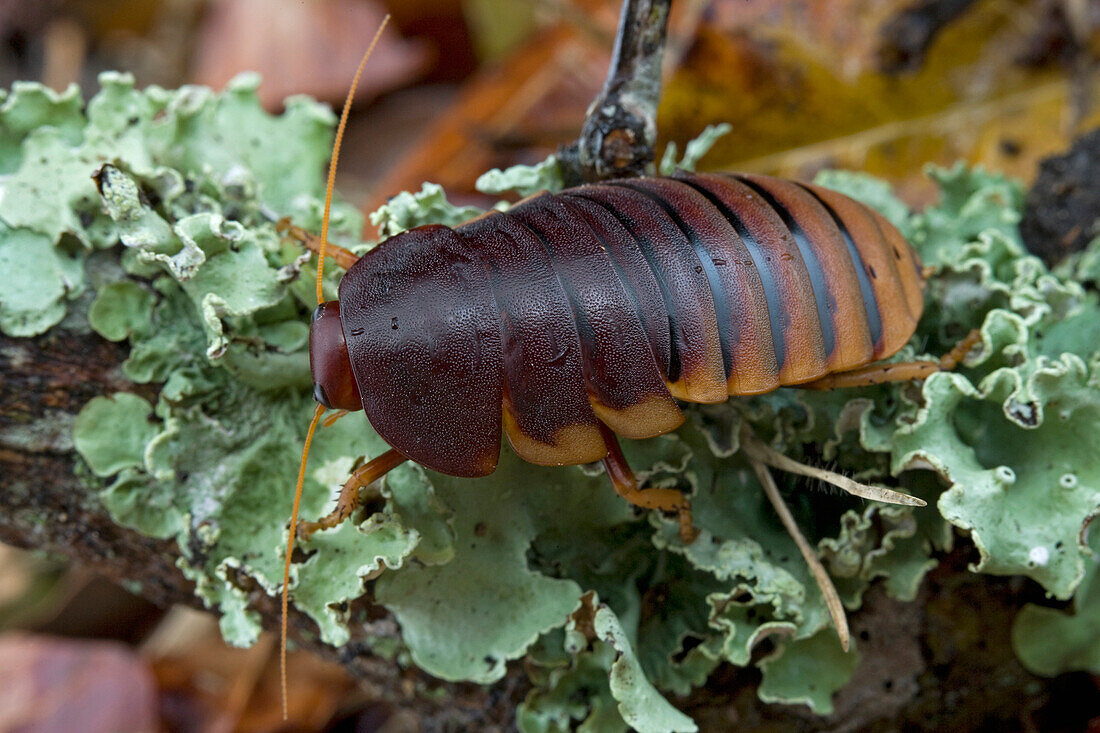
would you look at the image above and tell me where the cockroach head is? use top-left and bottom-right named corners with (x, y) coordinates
top-left (309, 301), bottom-right (362, 411)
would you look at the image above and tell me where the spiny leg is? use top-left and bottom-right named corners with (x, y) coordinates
top-left (936, 328), bottom-right (984, 370)
top-left (739, 423), bottom-right (925, 507)
top-left (736, 407), bottom-right (935, 650)
top-left (298, 448), bottom-right (407, 540)
top-left (598, 423), bottom-right (698, 543)
top-left (744, 446), bottom-right (851, 652)
top-left (801, 328), bottom-right (982, 390)
top-left (276, 217), bottom-right (360, 271)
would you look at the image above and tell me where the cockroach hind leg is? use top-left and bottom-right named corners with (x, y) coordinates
top-left (676, 501), bottom-right (700, 545)
top-left (739, 422), bottom-right (925, 507)
top-left (937, 328), bottom-right (983, 371)
top-left (298, 448), bottom-right (408, 540)
top-left (745, 444), bottom-right (851, 652)
top-left (599, 423), bottom-right (699, 544)
top-left (800, 328), bottom-right (983, 391)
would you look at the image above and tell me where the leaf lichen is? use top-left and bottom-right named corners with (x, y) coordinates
top-left (2, 76), bottom-right (1097, 731)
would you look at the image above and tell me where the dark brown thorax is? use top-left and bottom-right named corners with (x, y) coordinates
top-left (336, 224), bottom-right (504, 478)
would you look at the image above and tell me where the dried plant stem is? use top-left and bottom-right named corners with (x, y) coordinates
top-left (558, 0), bottom-right (672, 183)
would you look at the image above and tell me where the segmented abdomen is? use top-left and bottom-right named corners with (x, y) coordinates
top-left (454, 172), bottom-right (924, 467)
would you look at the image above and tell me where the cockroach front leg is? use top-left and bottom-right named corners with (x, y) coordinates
top-left (298, 448), bottom-right (407, 540)
top-left (276, 217), bottom-right (360, 270)
top-left (801, 329), bottom-right (982, 390)
top-left (598, 424), bottom-right (698, 543)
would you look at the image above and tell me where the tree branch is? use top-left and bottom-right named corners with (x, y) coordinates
top-left (558, 0), bottom-right (671, 184)
top-left (0, 324), bottom-right (527, 730)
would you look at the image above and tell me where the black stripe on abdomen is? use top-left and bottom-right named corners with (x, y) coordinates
top-left (734, 176), bottom-right (836, 359)
top-left (675, 178), bottom-right (787, 371)
top-left (515, 218), bottom-right (599, 364)
top-left (612, 181), bottom-right (734, 380)
top-left (559, 197), bottom-right (665, 377)
top-left (795, 184), bottom-right (884, 349)
top-left (567, 194), bottom-right (684, 383)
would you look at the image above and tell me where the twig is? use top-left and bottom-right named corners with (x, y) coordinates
top-left (558, 0), bottom-right (672, 184)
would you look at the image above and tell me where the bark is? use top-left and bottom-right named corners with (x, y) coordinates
top-left (0, 322), bottom-right (528, 731)
top-left (679, 555), bottom-right (1098, 733)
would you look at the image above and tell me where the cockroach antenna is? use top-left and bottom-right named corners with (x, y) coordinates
top-left (315, 16), bottom-right (390, 304)
top-left (282, 15), bottom-right (391, 721)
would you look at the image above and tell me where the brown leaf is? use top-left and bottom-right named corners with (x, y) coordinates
top-left (658, 0), bottom-right (1100, 200)
top-left (0, 632), bottom-right (159, 733)
top-left (191, 0), bottom-right (428, 110)
top-left (143, 607), bottom-right (358, 733)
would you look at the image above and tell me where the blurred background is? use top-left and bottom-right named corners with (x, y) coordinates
top-left (0, 0), bottom-right (1097, 731)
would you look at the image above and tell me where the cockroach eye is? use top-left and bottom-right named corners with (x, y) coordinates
top-left (313, 382), bottom-right (331, 408)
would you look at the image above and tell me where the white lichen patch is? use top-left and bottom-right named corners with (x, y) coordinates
top-left (1028, 546), bottom-right (1050, 567)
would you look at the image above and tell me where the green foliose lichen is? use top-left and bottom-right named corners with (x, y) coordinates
top-left (476, 156), bottom-right (564, 197)
top-left (369, 182), bottom-right (487, 238)
top-left (658, 123), bottom-right (732, 176)
top-left (4, 75), bottom-right (1098, 731)
top-left (1012, 527), bottom-right (1100, 677)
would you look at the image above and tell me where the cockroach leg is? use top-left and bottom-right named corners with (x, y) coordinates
top-left (800, 328), bottom-right (982, 390)
top-left (298, 448), bottom-right (407, 540)
top-left (276, 217), bottom-right (360, 271)
top-left (744, 444), bottom-right (851, 653)
top-left (598, 423), bottom-right (698, 543)
top-left (322, 409), bottom-right (350, 428)
top-left (936, 328), bottom-right (983, 370)
top-left (739, 423), bottom-right (925, 507)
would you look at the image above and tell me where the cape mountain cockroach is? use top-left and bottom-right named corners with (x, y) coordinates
top-left (278, 15), bottom-right (981, 715)
top-left (296, 169), bottom-right (982, 538)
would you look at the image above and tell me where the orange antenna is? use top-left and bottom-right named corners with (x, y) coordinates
top-left (286, 15), bottom-right (391, 720)
top-left (316, 15), bottom-right (391, 304)
top-left (282, 402), bottom-right (324, 719)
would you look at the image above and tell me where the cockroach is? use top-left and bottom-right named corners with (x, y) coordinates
top-left (293, 166), bottom-right (981, 539)
top-left (278, 15), bottom-right (981, 715)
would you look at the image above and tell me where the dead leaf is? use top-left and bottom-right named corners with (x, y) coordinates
top-left (0, 632), bottom-right (159, 733)
top-left (143, 607), bottom-right (358, 733)
top-left (191, 0), bottom-right (428, 110)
